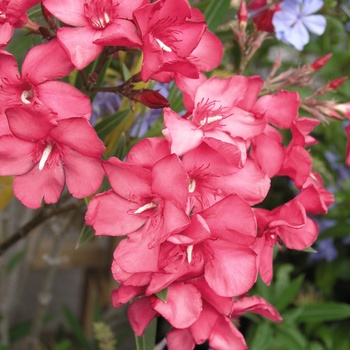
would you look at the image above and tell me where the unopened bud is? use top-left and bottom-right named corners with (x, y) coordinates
top-left (134, 89), bottom-right (170, 109)
top-left (310, 53), bottom-right (332, 71)
top-left (334, 102), bottom-right (350, 119)
top-left (327, 76), bottom-right (348, 90)
top-left (238, 0), bottom-right (248, 29)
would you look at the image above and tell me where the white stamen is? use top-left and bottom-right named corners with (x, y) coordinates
top-left (0, 12), bottom-right (6, 20)
top-left (188, 179), bottom-right (196, 193)
top-left (104, 12), bottom-right (110, 24)
top-left (39, 144), bottom-right (53, 171)
top-left (187, 245), bottom-right (194, 263)
top-left (134, 202), bottom-right (157, 214)
top-left (21, 90), bottom-right (32, 104)
top-left (199, 115), bottom-right (223, 126)
top-left (155, 38), bottom-right (172, 52)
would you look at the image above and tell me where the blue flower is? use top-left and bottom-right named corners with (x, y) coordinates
top-left (272, 0), bottom-right (327, 50)
top-left (310, 237), bottom-right (338, 262)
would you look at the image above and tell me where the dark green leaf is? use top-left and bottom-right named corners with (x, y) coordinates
top-left (204, 0), bottom-right (231, 32)
top-left (62, 305), bottom-right (91, 349)
top-left (297, 302), bottom-right (350, 323)
top-left (135, 318), bottom-right (157, 350)
top-left (155, 288), bottom-right (168, 302)
top-left (94, 109), bottom-right (130, 140)
top-left (76, 225), bottom-right (95, 249)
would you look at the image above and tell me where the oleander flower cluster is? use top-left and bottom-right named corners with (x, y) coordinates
top-left (0, 0), bottom-right (340, 349)
top-left (86, 72), bottom-right (334, 348)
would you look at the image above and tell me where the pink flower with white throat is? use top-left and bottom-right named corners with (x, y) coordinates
top-left (0, 0), bottom-right (40, 47)
top-left (43, 0), bottom-right (144, 69)
top-left (133, 0), bottom-right (222, 82)
top-left (0, 39), bottom-right (91, 120)
top-left (0, 105), bottom-right (105, 209)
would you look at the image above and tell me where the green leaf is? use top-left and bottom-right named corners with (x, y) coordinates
top-left (249, 322), bottom-right (273, 350)
top-left (204, 0), bottom-right (231, 32)
top-left (62, 305), bottom-right (91, 350)
top-left (6, 249), bottom-right (25, 273)
top-left (52, 340), bottom-right (73, 350)
top-left (135, 318), bottom-right (157, 350)
top-left (155, 288), bottom-right (168, 302)
top-left (94, 109), bottom-right (130, 140)
top-left (303, 247), bottom-right (317, 253)
top-left (275, 326), bottom-right (308, 350)
top-left (297, 302), bottom-right (350, 323)
top-left (76, 225), bottom-right (95, 249)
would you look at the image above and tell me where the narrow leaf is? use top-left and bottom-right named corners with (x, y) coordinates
top-left (135, 318), bottom-right (157, 350)
top-left (297, 302), bottom-right (350, 323)
top-left (204, 0), bottom-right (231, 33)
top-left (76, 224), bottom-right (95, 249)
top-left (94, 109), bottom-right (130, 140)
top-left (155, 288), bottom-right (168, 302)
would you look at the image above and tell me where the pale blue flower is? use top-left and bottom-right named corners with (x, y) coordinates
top-left (272, 0), bottom-right (327, 50)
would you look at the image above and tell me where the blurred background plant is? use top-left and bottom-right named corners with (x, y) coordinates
top-left (1, 0), bottom-right (350, 349)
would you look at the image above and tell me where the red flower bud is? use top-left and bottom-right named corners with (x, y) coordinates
top-left (327, 76), bottom-right (348, 90)
top-left (310, 53), bottom-right (332, 71)
top-left (238, 0), bottom-right (248, 26)
top-left (136, 89), bottom-right (170, 109)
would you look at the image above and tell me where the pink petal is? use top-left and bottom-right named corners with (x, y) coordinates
top-left (37, 81), bottom-right (91, 120)
top-left (43, 0), bottom-right (88, 26)
top-left (85, 190), bottom-right (147, 236)
top-left (167, 329), bottom-right (195, 350)
top-left (0, 22), bottom-right (14, 47)
top-left (22, 39), bottom-right (74, 85)
top-left (252, 91), bottom-right (300, 128)
top-left (195, 76), bottom-right (248, 111)
top-left (103, 157), bottom-right (152, 199)
top-left (236, 76), bottom-right (264, 111)
top-left (114, 233), bottom-right (160, 273)
top-left (189, 30), bottom-right (223, 72)
top-left (110, 285), bottom-right (145, 308)
top-left (163, 108), bottom-right (203, 155)
top-left (208, 159), bottom-right (270, 205)
top-left (62, 147), bottom-right (104, 198)
top-left (232, 295), bottom-right (282, 322)
top-left (201, 194), bottom-right (257, 245)
top-left (5, 106), bottom-right (56, 141)
top-left (189, 303), bottom-right (220, 344)
top-left (14, 162), bottom-right (65, 209)
top-left (114, 0), bottom-right (146, 19)
top-left (150, 282), bottom-right (202, 329)
top-left (151, 154), bottom-right (188, 207)
top-left (126, 137), bottom-right (170, 169)
top-left (205, 240), bottom-right (257, 297)
top-left (128, 297), bottom-right (158, 336)
top-left (279, 146), bottom-right (312, 188)
top-left (0, 50), bottom-right (19, 81)
top-left (204, 137), bottom-right (247, 168)
top-left (251, 133), bottom-right (285, 177)
top-left (50, 118), bottom-right (105, 157)
top-left (57, 27), bottom-right (103, 70)
top-left (93, 20), bottom-right (142, 47)
top-left (0, 135), bottom-right (35, 175)
top-left (209, 316), bottom-right (247, 350)
top-left (278, 216), bottom-right (318, 250)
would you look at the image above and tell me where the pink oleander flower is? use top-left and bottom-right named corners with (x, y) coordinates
top-left (133, 0), bottom-right (222, 82)
top-left (0, 0), bottom-right (40, 47)
top-left (43, 0), bottom-right (144, 69)
top-left (253, 199), bottom-right (318, 285)
top-left (86, 153), bottom-right (191, 248)
top-left (0, 39), bottom-right (91, 120)
top-left (0, 105), bottom-right (105, 208)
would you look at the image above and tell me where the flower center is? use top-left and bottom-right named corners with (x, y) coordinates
top-left (155, 38), bottom-right (172, 52)
top-left (39, 144), bottom-right (53, 171)
top-left (21, 89), bottom-right (33, 104)
top-left (187, 245), bottom-right (194, 263)
top-left (84, 0), bottom-right (113, 29)
top-left (134, 201), bottom-right (157, 214)
top-left (188, 179), bottom-right (196, 193)
top-left (192, 98), bottom-right (226, 130)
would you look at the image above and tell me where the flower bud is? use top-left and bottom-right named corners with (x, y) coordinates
top-left (327, 76), bottom-right (348, 90)
top-left (134, 89), bottom-right (170, 109)
top-left (310, 53), bottom-right (332, 71)
top-left (238, 0), bottom-right (248, 29)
